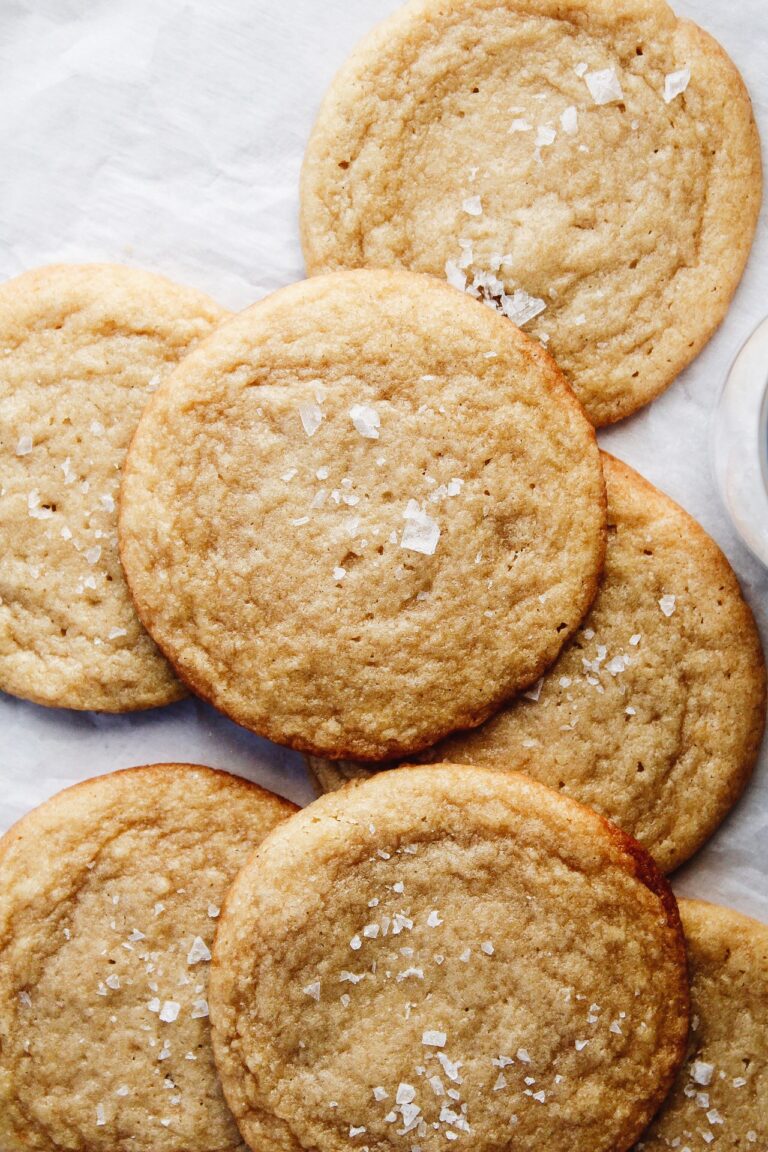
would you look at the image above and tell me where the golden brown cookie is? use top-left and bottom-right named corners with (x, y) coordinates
top-left (0, 763), bottom-right (296, 1152)
top-left (301, 0), bottom-right (762, 426)
top-left (0, 264), bottom-right (228, 711)
top-left (308, 454), bottom-right (766, 873)
top-left (636, 899), bottom-right (768, 1151)
top-left (210, 763), bottom-right (690, 1152)
top-left (119, 269), bottom-right (605, 761)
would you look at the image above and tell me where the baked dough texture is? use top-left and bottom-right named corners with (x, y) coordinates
top-left (210, 764), bottom-right (689, 1152)
top-left (119, 270), bottom-right (606, 760)
top-left (0, 263), bottom-right (228, 712)
top-left (636, 899), bottom-right (768, 1150)
top-left (308, 454), bottom-right (766, 872)
top-left (0, 763), bottom-right (296, 1152)
top-left (301, 0), bottom-right (762, 426)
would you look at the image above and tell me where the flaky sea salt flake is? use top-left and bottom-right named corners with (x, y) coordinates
top-left (659, 594), bottom-right (677, 617)
top-left (561, 106), bottom-right (579, 135)
top-left (15, 435), bottom-right (33, 456)
top-left (401, 503), bottom-right (441, 557)
top-left (350, 404), bottom-right (381, 440)
top-left (299, 402), bottom-right (323, 438)
top-left (423, 1030), bottom-right (447, 1048)
top-left (664, 67), bottom-right (691, 103)
top-left (585, 68), bottom-right (624, 105)
top-left (523, 678), bottom-right (544, 703)
top-left (501, 289), bottom-right (547, 327)
top-left (187, 936), bottom-right (211, 965)
top-left (691, 1061), bottom-right (714, 1086)
top-left (462, 196), bottom-right (483, 216)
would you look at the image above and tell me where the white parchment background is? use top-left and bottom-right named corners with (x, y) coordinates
top-left (0, 0), bottom-right (766, 918)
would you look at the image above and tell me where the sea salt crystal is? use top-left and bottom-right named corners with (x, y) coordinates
top-left (333, 567), bottom-right (347, 582)
top-left (462, 196), bottom-right (483, 216)
top-left (396, 1083), bottom-right (417, 1106)
top-left (535, 125), bottom-right (556, 148)
top-left (85, 546), bottom-right (102, 565)
top-left (159, 1001), bottom-right (181, 1023)
top-left (304, 982), bottom-right (321, 1000)
top-left (501, 289), bottom-right (547, 327)
top-left (191, 999), bottom-right (209, 1019)
top-left (299, 402), bottom-right (323, 438)
top-left (691, 1061), bottom-right (715, 1086)
top-left (585, 68), bottom-right (624, 105)
top-left (560, 106), bottom-right (579, 135)
top-left (350, 935), bottom-right (362, 951)
top-left (481, 941), bottom-right (494, 956)
top-left (423, 1030), bottom-right (447, 1047)
top-left (575, 1039), bottom-right (589, 1051)
top-left (187, 937), bottom-right (211, 965)
top-left (427, 910), bottom-right (443, 927)
top-left (445, 261), bottom-right (467, 291)
top-left (15, 435), bottom-right (33, 456)
top-left (27, 490), bottom-right (53, 519)
top-left (509, 119), bottom-right (533, 133)
top-left (96, 1104), bottom-right (106, 1127)
top-left (659, 594), bottom-right (677, 617)
top-left (350, 404), bottom-right (381, 440)
top-left (523, 678), bottom-right (544, 702)
top-left (437, 1053), bottom-right (462, 1082)
top-left (517, 1049), bottom-right (531, 1063)
top-left (401, 501), bottom-right (440, 557)
top-left (664, 67), bottom-right (691, 103)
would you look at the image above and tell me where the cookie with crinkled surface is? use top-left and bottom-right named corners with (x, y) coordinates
top-left (0, 762), bottom-right (296, 1152)
top-left (635, 900), bottom-right (768, 1151)
top-left (301, 0), bottom-right (762, 426)
top-left (0, 264), bottom-right (228, 711)
top-left (119, 269), bottom-right (605, 761)
top-left (209, 763), bottom-right (690, 1152)
top-left (308, 454), bottom-right (766, 872)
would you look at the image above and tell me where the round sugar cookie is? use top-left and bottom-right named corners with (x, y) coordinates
top-left (636, 900), bottom-right (768, 1151)
top-left (300, 0), bottom-right (762, 426)
top-left (119, 269), bottom-right (606, 761)
top-left (0, 763), bottom-right (296, 1152)
top-left (308, 454), bottom-right (766, 872)
top-left (209, 764), bottom-right (690, 1152)
top-left (0, 264), bottom-right (228, 712)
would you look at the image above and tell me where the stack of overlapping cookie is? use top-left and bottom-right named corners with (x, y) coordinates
top-left (0, 1), bottom-right (766, 1150)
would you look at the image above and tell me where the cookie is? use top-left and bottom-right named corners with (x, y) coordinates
top-left (308, 454), bottom-right (766, 873)
top-left (0, 762), bottom-right (296, 1152)
top-left (301, 0), bottom-right (762, 426)
top-left (0, 264), bottom-right (228, 711)
top-left (119, 269), bottom-right (606, 761)
top-left (636, 899), bottom-right (768, 1151)
top-left (209, 763), bottom-right (690, 1152)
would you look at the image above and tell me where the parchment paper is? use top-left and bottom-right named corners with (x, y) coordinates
top-left (0, 0), bottom-right (766, 918)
